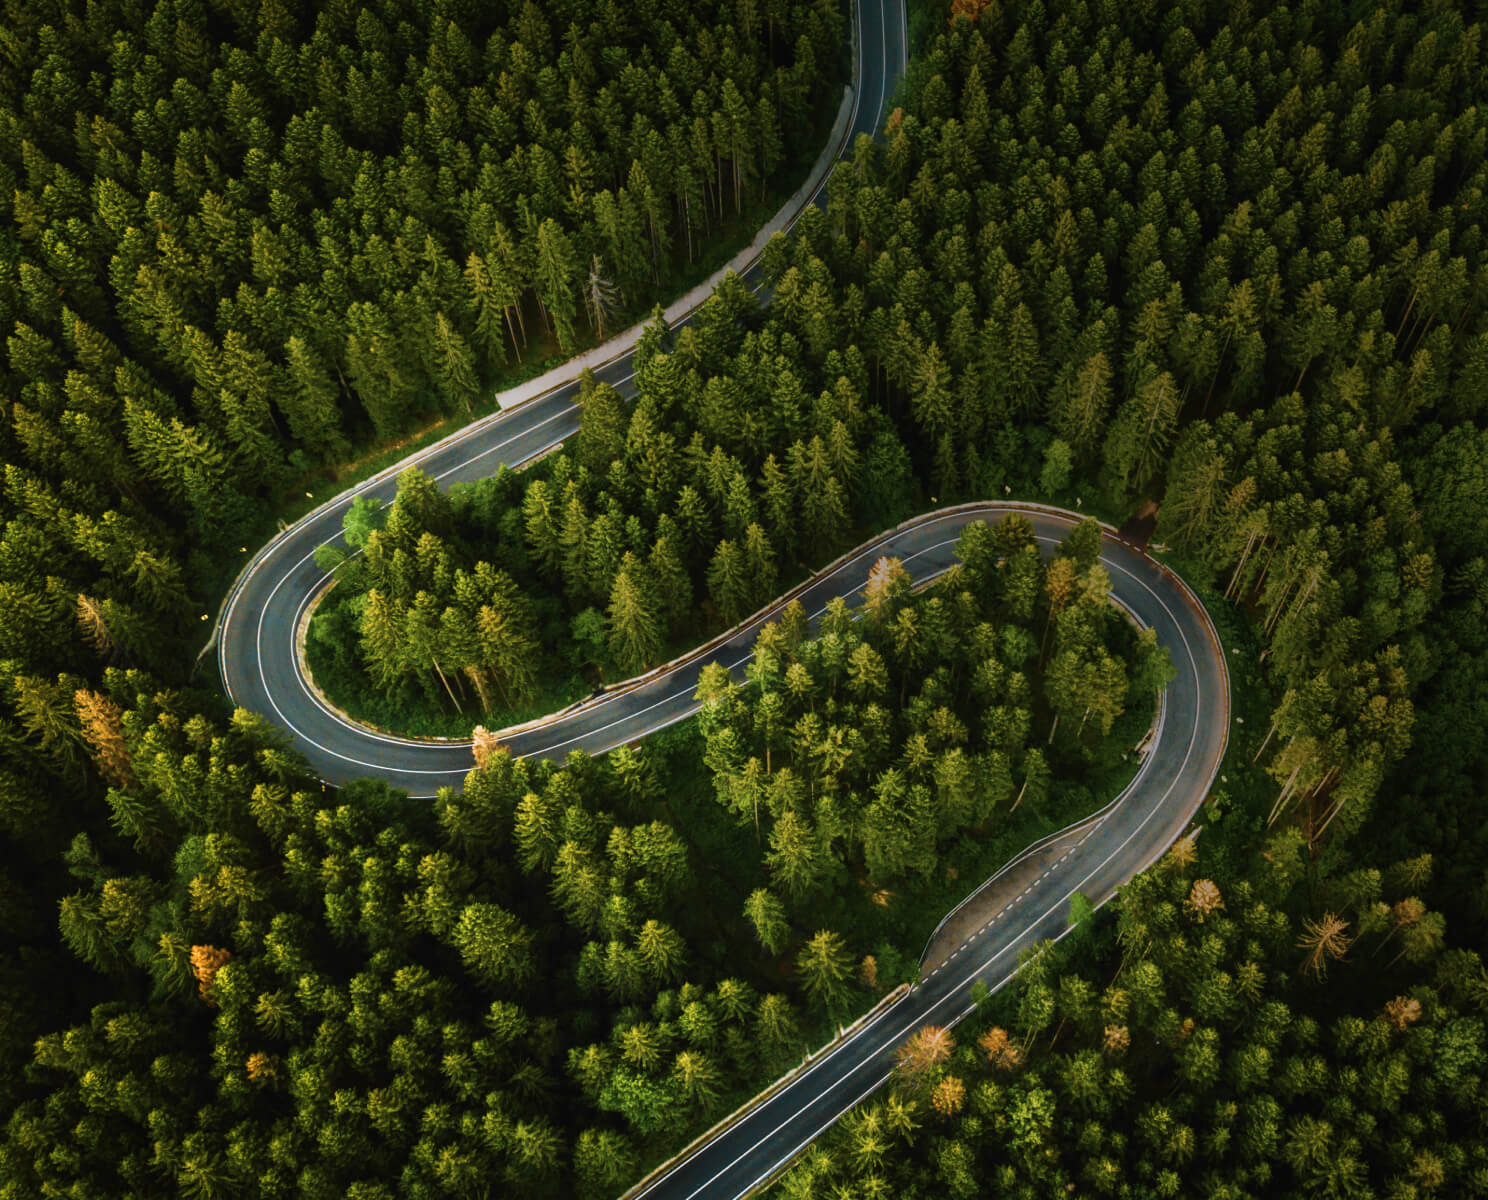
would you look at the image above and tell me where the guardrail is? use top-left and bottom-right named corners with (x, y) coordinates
top-left (271, 498), bottom-right (1198, 766)
top-left (614, 507), bottom-right (1234, 1200)
top-left (913, 509), bottom-right (1231, 969)
top-left (204, 63), bottom-right (862, 694)
top-left (917, 681), bottom-right (1166, 971)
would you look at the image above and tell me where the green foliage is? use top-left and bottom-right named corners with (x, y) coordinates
top-left (6, 527), bottom-right (1163, 1196)
top-left (3, 683), bottom-right (814, 1197)
top-left (780, 837), bottom-right (1488, 1197)
top-left (700, 518), bottom-right (1132, 912)
top-left (10, 0), bottom-right (1488, 1197)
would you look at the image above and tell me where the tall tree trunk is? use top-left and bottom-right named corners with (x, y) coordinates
top-left (1393, 281), bottom-right (1421, 340)
top-left (1267, 759), bottom-right (1304, 826)
top-left (504, 307), bottom-right (523, 361)
top-left (1253, 718), bottom-right (1278, 763)
top-left (1264, 573), bottom-right (1296, 636)
top-left (1312, 791), bottom-right (1349, 846)
top-left (1226, 528), bottom-right (1259, 601)
top-left (1252, 536), bottom-right (1278, 598)
top-left (431, 658), bottom-right (463, 713)
top-left (464, 665), bottom-right (494, 713)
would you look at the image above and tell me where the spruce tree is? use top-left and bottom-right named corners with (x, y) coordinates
top-left (606, 565), bottom-right (664, 674)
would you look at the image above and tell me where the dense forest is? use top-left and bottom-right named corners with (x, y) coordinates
top-left (304, 291), bottom-right (924, 731)
top-left (4, 0), bottom-right (1488, 1194)
top-left (0, 524), bottom-right (1145, 1197)
top-left (777, 827), bottom-right (1485, 1197)
top-left (0, 0), bottom-right (848, 1168)
top-left (0, 0), bottom-right (847, 690)
top-left (762, 0), bottom-right (1488, 1192)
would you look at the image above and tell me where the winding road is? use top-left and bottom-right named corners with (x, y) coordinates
top-left (217, 0), bottom-right (908, 795)
top-left (217, 3), bottom-right (1233, 1196)
top-left (623, 506), bottom-right (1229, 1199)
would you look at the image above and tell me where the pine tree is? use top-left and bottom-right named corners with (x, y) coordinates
top-left (582, 254), bottom-right (620, 340)
top-left (464, 252), bottom-right (510, 368)
top-left (574, 1130), bottom-right (637, 1200)
top-left (575, 375), bottom-right (627, 475)
top-left (606, 565), bottom-right (664, 674)
top-left (796, 929), bottom-right (853, 1016)
top-left (672, 1050), bottom-right (723, 1106)
top-left (648, 535), bottom-right (693, 635)
top-left (534, 218), bottom-right (580, 352)
top-left (767, 809), bottom-right (822, 901)
top-left (522, 480), bottom-right (562, 581)
top-left (475, 595), bottom-right (540, 705)
top-left (1049, 350), bottom-right (1114, 458)
top-left (73, 690), bottom-right (133, 788)
top-left (282, 335), bottom-right (347, 456)
top-left (1103, 371), bottom-right (1180, 498)
top-left (486, 224), bottom-right (528, 358)
top-left (559, 495), bottom-right (591, 600)
top-left (360, 589), bottom-right (407, 690)
top-left (345, 301), bottom-right (416, 438)
top-left (708, 539), bottom-right (752, 625)
top-left (759, 453), bottom-right (795, 542)
top-left (742, 524), bottom-right (778, 611)
top-left (744, 888), bottom-right (790, 956)
top-left (451, 903), bottom-right (534, 988)
top-left (636, 919), bottom-right (687, 983)
top-left (431, 311), bottom-right (480, 416)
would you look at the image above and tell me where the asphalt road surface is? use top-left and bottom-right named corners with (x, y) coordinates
top-left (218, 4), bottom-right (1233, 1195)
top-left (217, 0), bottom-right (909, 795)
top-left (624, 506), bottom-right (1230, 1200)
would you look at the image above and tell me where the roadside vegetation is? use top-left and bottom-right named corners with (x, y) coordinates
top-left (765, 0), bottom-right (1488, 1193)
top-left (4, 0), bottom-right (1488, 1195)
top-left (0, 524), bottom-right (1155, 1197)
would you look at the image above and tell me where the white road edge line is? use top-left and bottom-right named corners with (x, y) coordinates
top-left (643, 530), bottom-right (1210, 1200)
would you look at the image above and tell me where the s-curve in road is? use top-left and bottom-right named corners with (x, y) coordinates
top-left (625, 506), bottom-right (1230, 1200)
top-left (215, 0), bottom-right (907, 793)
top-left (226, 498), bottom-right (1230, 1195)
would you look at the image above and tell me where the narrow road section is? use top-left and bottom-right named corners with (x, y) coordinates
top-left (225, 489), bottom-right (1232, 1200)
top-left (624, 510), bottom-right (1229, 1200)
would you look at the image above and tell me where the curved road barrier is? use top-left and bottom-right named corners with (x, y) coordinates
top-left (621, 511), bottom-right (1230, 1200)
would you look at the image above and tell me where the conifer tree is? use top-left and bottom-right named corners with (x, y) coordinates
top-left (535, 219), bottom-right (580, 352)
top-left (606, 565), bottom-right (664, 674)
top-left (431, 311), bottom-right (480, 416)
top-left (744, 888), bottom-right (790, 956)
top-left (708, 539), bottom-right (752, 625)
top-left (796, 929), bottom-right (853, 1016)
top-left (282, 335), bottom-right (348, 456)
